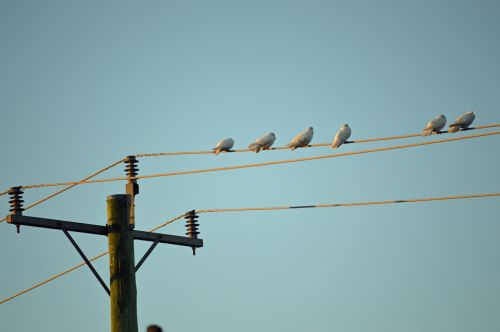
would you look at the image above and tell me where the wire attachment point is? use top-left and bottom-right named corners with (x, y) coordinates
top-left (8, 187), bottom-right (24, 233)
top-left (124, 155), bottom-right (139, 177)
top-left (185, 210), bottom-right (200, 256)
top-left (124, 155), bottom-right (139, 195)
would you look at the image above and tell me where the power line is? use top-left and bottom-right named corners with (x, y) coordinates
top-left (195, 192), bottom-right (500, 214)
top-left (135, 123), bottom-right (500, 157)
top-left (2, 125), bottom-right (497, 312)
top-left (2, 124), bottom-right (498, 205)
top-left (3, 191), bottom-right (499, 305)
top-left (0, 251), bottom-right (109, 306)
top-left (1, 125), bottom-right (497, 225)
top-left (0, 213), bottom-right (185, 305)
top-left (1, 124), bottom-right (497, 210)
top-left (0, 159), bottom-right (124, 223)
top-left (16, 130), bottom-right (500, 190)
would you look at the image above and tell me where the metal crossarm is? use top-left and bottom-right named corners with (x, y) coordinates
top-left (7, 215), bottom-right (107, 235)
top-left (133, 230), bottom-right (203, 247)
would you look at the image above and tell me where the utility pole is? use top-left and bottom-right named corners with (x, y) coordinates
top-left (108, 194), bottom-right (138, 332)
top-left (6, 156), bottom-right (203, 331)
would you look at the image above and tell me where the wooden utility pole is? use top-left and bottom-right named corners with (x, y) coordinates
top-left (6, 164), bottom-right (203, 331)
top-left (107, 194), bottom-right (138, 332)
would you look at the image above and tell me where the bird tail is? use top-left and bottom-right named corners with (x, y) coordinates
top-left (331, 138), bottom-right (341, 148)
top-left (213, 148), bottom-right (220, 155)
top-left (448, 124), bottom-right (460, 133)
top-left (248, 143), bottom-right (261, 153)
top-left (422, 129), bottom-right (432, 136)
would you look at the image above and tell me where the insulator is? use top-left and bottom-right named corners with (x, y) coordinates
top-left (8, 187), bottom-right (24, 215)
top-left (8, 186), bottom-right (24, 233)
top-left (124, 155), bottom-right (139, 178)
top-left (184, 210), bottom-right (200, 255)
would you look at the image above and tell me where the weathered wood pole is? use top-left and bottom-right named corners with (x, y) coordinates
top-left (107, 194), bottom-right (138, 332)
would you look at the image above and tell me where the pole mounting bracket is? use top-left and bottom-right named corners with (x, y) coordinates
top-left (135, 240), bottom-right (159, 272)
top-left (62, 229), bottom-right (110, 296)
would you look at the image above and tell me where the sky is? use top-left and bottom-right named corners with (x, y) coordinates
top-left (1, 0), bottom-right (499, 331)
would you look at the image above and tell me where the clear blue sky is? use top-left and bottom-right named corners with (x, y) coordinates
top-left (1, 1), bottom-right (499, 331)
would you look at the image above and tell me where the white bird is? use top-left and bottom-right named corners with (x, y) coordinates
top-left (422, 115), bottom-right (447, 136)
top-left (448, 111), bottom-right (475, 133)
top-left (331, 124), bottom-right (351, 148)
top-left (213, 138), bottom-right (234, 155)
top-left (288, 127), bottom-right (314, 150)
top-left (248, 132), bottom-right (276, 153)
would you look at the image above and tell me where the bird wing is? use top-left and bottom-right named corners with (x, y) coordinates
top-left (225, 138), bottom-right (235, 150)
top-left (301, 129), bottom-right (313, 145)
top-left (435, 117), bottom-right (447, 131)
top-left (451, 114), bottom-right (468, 126)
top-left (215, 138), bottom-right (233, 151)
top-left (259, 133), bottom-right (276, 148)
top-left (255, 134), bottom-right (270, 145)
top-left (462, 113), bottom-right (475, 126)
top-left (423, 118), bottom-right (441, 135)
top-left (340, 127), bottom-right (351, 141)
top-left (332, 127), bottom-right (351, 147)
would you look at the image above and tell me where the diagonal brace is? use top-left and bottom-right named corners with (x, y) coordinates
top-left (135, 240), bottom-right (159, 272)
top-left (62, 229), bottom-right (110, 296)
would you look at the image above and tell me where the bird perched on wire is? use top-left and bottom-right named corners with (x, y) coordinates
top-left (213, 138), bottom-right (235, 155)
top-left (331, 124), bottom-right (351, 148)
top-left (288, 127), bottom-right (314, 150)
top-left (422, 115), bottom-right (447, 136)
top-left (248, 132), bottom-right (276, 153)
top-left (448, 111), bottom-right (475, 133)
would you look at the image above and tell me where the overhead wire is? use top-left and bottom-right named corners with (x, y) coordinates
top-left (15, 130), bottom-right (500, 189)
top-left (1, 124), bottom-right (498, 203)
top-left (1, 125), bottom-right (498, 302)
top-left (195, 192), bottom-right (500, 214)
top-left (0, 158), bottom-right (124, 223)
top-left (0, 251), bottom-right (109, 306)
top-left (135, 123), bottom-right (500, 157)
top-left (2, 191), bottom-right (499, 305)
top-left (0, 213), bottom-right (185, 305)
top-left (2, 124), bottom-right (498, 304)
